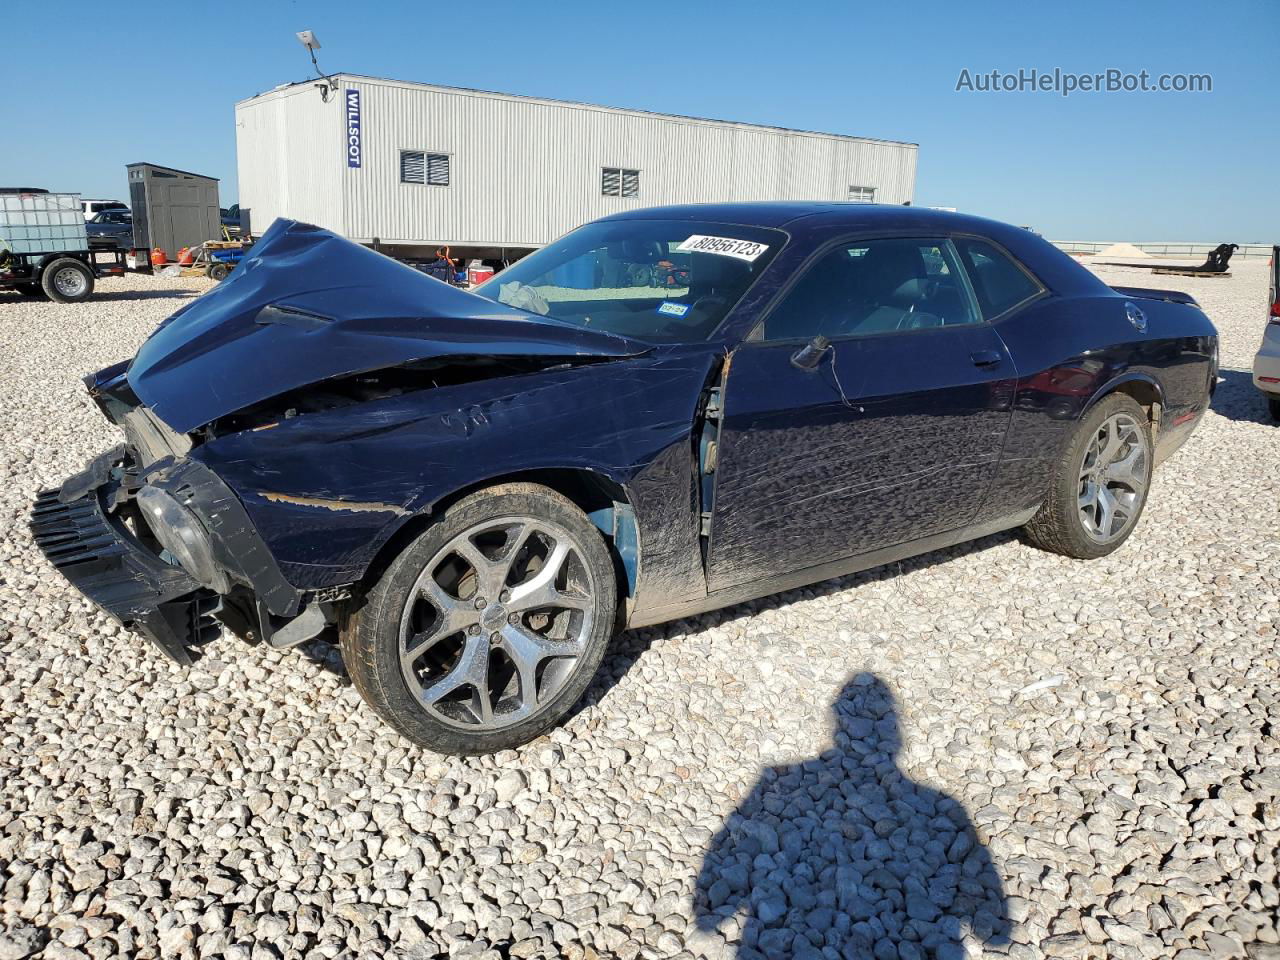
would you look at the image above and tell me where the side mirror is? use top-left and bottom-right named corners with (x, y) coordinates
top-left (790, 334), bottom-right (831, 372)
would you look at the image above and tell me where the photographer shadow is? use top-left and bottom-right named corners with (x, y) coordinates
top-left (694, 672), bottom-right (1010, 960)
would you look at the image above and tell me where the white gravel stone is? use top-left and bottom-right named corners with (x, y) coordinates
top-left (1, 263), bottom-right (1278, 958)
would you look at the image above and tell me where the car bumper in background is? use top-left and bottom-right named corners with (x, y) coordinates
top-left (1253, 332), bottom-right (1280, 395)
top-left (29, 449), bottom-right (219, 664)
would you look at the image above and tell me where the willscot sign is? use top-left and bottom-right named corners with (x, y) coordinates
top-left (345, 89), bottom-right (362, 168)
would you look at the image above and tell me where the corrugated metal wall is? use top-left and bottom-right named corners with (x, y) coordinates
top-left (236, 86), bottom-right (344, 234)
top-left (236, 76), bottom-right (918, 248)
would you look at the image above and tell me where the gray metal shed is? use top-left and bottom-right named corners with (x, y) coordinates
top-left (126, 163), bottom-right (221, 254)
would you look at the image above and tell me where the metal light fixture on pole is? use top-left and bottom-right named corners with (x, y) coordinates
top-left (296, 31), bottom-right (338, 102)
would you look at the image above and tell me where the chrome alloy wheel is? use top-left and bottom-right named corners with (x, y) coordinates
top-left (1077, 412), bottom-right (1149, 542)
top-left (398, 516), bottom-right (597, 731)
top-left (52, 266), bottom-right (88, 298)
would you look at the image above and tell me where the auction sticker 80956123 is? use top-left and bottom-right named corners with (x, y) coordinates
top-left (676, 235), bottom-right (770, 262)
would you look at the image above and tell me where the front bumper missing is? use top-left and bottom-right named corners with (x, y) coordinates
top-left (29, 463), bottom-right (219, 665)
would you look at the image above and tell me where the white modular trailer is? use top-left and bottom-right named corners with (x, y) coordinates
top-left (235, 74), bottom-right (918, 253)
top-left (0, 193), bottom-right (87, 255)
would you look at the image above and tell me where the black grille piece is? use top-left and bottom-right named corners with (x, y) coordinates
top-left (29, 487), bottom-right (213, 664)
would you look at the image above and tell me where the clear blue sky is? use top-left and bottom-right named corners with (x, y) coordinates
top-left (7, 0), bottom-right (1275, 241)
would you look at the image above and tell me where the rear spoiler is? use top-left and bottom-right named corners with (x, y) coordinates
top-left (1111, 285), bottom-right (1199, 307)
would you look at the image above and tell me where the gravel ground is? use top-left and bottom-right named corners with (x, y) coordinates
top-left (1, 262), bottom-right (1277, 960)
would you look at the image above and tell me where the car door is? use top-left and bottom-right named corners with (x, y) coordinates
top-left (705, 236), bottom-right (1016, 592)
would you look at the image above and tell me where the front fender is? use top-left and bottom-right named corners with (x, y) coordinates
top-left (191, 349), bottom-right (717, 598)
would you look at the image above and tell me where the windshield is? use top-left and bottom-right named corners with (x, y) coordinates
top-left (471, 219), bottom-right (785, 343)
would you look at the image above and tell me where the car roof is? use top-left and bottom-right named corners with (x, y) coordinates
top-left (597, 201), bottom-right (1109, 298)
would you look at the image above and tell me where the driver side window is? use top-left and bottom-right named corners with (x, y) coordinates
top-left (762, 238), bottom-right (979, 341)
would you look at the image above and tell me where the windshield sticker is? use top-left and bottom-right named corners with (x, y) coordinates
top-left (676, 235), bottom-right (770, 262)
top-left (657, 302), bottom-right (691, 318)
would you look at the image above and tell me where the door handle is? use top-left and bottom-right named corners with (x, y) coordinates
top-left (970, 350), bottom-right (1002, 367)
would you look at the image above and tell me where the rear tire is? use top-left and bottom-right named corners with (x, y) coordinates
top-left (1269, 396), bottom-right (1280, 422)
top-left (208, 262), bottom-right (230, 282)
top-left (41, 258), bottom-right (94, 303)
top-left (341, 483), bottom-right (617, 755)
top-left (1024, 393), bottom-right (1153, 559)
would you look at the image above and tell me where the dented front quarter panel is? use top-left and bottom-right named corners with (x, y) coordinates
top-left (127, 220), bottom-right (647, 434)
top-left (191, 346), bottom-right (719, 616)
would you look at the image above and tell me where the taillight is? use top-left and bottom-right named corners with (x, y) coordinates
top-left (1270, 301), bottom-right (1280, 322)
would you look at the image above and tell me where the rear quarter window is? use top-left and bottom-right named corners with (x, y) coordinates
top-left (955, 238), bottom-right (1043, 318)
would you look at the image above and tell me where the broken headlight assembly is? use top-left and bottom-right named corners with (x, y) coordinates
top-left (135, 485), bottom-right (228, 593)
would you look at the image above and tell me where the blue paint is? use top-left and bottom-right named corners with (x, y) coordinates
top-left (588, 504), bottom-right (639, 596)
top-left (126, 220), bottom-right (644, 434)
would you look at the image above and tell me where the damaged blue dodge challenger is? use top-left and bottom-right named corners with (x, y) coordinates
top-left (32, 204), bottom-right (1217, 754)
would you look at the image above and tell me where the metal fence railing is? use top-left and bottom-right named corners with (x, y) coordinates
top-left (1052, 241), bottom-right (1275, 260)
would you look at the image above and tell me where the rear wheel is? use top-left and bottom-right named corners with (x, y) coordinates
top-left (208, 262), bottom-right (231, 282)
top-left (1025, 393), bottom-right (1152, 559)
top-left (41, 258), bottom-right (94, 303)
top-left (1269, 396), bottom-right (1280, 422)
top-left (341, 483), bottom-right (617, 754)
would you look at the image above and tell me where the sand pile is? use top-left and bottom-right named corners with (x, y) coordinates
top-left (1097, 242), bottom-right (1151, 259)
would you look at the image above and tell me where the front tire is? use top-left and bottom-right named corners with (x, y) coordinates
top-left (341, 483), bottom-right (617, 755)
top-left (1024, 393), bottom-right (1153, 559)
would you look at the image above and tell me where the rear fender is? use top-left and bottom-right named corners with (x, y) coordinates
top-left (1083, 371), bottom-right (1165, 423)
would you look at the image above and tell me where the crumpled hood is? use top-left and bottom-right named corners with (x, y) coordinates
top-left (127, 219), bottom-right (646, 433)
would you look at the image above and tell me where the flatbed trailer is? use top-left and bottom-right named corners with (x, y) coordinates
top-left (0, 246), bottom-right (150, 302)
top-left (1, 190), bottom-right (151, 302)
top-left (1151, 266), bottom-right (1233, 279)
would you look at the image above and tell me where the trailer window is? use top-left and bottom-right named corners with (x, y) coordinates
top-left (401, 151), bottom-right (450, 187)
top-left (602, 168), bottom-right (640, 198)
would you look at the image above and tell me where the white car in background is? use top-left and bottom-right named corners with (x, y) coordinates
top-left (81, 199), bottom-right (128, 221)
top-left (1253, 244), bottom-right (1280, 421)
